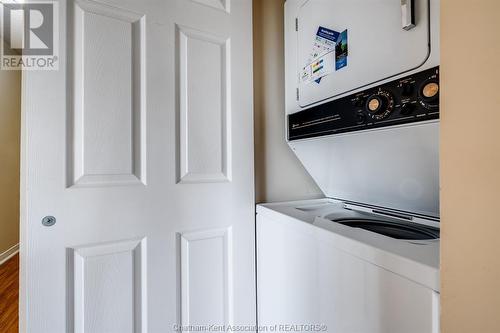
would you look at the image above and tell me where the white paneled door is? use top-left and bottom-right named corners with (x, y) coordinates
top-left (20, 0), bottom-right (255, 332)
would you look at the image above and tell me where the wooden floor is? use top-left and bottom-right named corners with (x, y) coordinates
top-left (0, 254), bottom-right (19, 333)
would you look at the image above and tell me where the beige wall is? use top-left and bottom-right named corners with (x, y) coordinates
top-left (441, 1), bottom-right (500, 332)
top-left (0, 40), bottom-right (21, 255)
top-left (253, 0), bottom-right (323, 203)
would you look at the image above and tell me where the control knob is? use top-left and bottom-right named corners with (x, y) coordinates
top-left (400, 103), bottom-right (415, 116)
top-left (418, 80), bottom-right (439, 110)
top-left (365, 90), bottom-right (394, 120)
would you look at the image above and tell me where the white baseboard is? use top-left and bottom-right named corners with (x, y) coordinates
top-left (0, 243), bottom-right (19, 265)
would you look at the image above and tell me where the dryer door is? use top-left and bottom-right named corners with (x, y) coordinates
top-left (297, 0), bottom-right (431, 107)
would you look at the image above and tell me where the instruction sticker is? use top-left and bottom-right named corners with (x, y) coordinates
top-left (301, 52), bottom-right (335, 84)
top-left (301, 26), bottom-right (348, 85)
top-left (311, 26), bottom-right (339, 60)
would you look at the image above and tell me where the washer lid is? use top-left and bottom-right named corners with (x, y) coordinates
top-left (296, 0), bottom-right (431, 107)
top-left (288, 122), bottom-right (440, 218)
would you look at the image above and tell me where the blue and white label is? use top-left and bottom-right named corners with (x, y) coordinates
top-left (335, 29), bottom-right (348, 71)
top-left (301, 26), bottom-right (348, 84)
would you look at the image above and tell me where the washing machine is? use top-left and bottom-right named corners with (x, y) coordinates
top-left (257, 0), bottom-right (440, 331)
top-left (257, 199), bottom-right (439, 333)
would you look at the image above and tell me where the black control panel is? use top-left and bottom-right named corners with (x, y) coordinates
top-left (288, 67), bottom-right (439, 141)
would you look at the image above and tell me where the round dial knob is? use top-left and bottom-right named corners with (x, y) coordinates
top-left (365, 91), bottom-right (394, 120)
top-left (419, 80), bottom-right (439, 110)
top-left (422, 82), bottom-right (439, 98)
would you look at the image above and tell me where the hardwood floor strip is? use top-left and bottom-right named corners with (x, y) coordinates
top-left (0, 253), bottom-right (19, 333)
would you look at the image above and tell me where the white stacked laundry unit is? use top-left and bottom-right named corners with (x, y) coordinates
top-left (257, 0), bottom-right (440, 332)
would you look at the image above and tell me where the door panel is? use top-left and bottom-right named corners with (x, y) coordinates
top-left (69, 0), bottom-right (146, 187)
top-left (180, 228), bottom-right (232, 327)
top-left (177, 25), bottom-right (231, 183)
top-left (70, 238), bottom-right (147, 333)
top-left (191, 0), bottom-right (230, 13)
top-left (21, 0), bottom-right (255, 332)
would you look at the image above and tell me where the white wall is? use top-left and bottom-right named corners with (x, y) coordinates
top-left (253, 0), bottom-right (323, 203)
top-left (0, 39), bottom-right (21, 255)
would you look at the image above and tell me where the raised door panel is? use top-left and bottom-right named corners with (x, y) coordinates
top-left (176, 25), bottom-right (231, 184)
top-left (179, 228), bottom-right (233, 327)
top-left (69, 238), bottom-right (147, 333)
top-left (190, 0), bottom-right (230, 13)
top-left (68, 0), bottom-right (146, 187)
